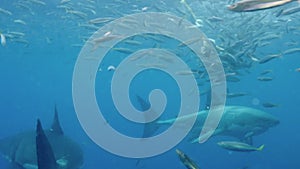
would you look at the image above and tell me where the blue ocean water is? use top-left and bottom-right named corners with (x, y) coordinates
top-left (0, 0), bottom-right (300, 169)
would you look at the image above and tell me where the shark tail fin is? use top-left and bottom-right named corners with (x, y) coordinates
top-left (51, 105), bottom-right (64, 135)
top-left (257, 144), bottom-right (265, 151)
top-left (36, 119), bottom-right (57, 169)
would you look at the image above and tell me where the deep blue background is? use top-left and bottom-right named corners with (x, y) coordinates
top-left (0, 0), bottom-right (300, 169)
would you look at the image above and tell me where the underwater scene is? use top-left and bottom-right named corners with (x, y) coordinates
top-left (0, 0), bottom-right (300, 169)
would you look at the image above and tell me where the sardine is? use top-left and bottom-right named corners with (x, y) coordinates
top-left (258, 53), bottom-right (282, 64)
top-left (283, 48), bottom-right (300, 55)
top-left (66, 9), bottom-right (88, 19)
top-left (227, 92), bottom-right (248, 98)
top-left (257, 76), bottom-right (273, 81)
top-left (279, 5), bottom-right (300, 16)
top-left (0, 7), bottom-right (12, 15)
top-left (260, 69), bottom-right (272, 75)
top-left (60, 0), bottom-right (71, 4)
top-left (1, 33), bottom-right (6, 46)
top-left (27, 0), bottom-right (46, 6)
top-left (228, 0), bottom-right (295, 12)
top-left (88, 17), bottom-right (115, 25)
top-left (14, 19), bottom-right (27, 25)
top-left (111, 47), bottom-right (134, 54)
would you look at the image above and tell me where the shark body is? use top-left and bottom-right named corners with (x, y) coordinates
top-left (0, 108), bottom-right (83, 169)
top-left (157, 106), bottom-right (279, 144)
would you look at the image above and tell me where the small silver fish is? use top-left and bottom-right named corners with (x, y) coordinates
top-left (0, 7), bottom-right (12, 15)
top-left (88, 17), bottom-right (115, 25)
top-left (259, 53), bottom-right (282, 64)
top-left (28, 0), bottom-right (46, 6)
top-left (217, 141), bottom-right (264, 152)
top-left (260, 69), bottom-right (272, 75)
top-left (283, 47), bottom-right (300, 55)
top-left (227, 92), bottom-right (248, 98)
top-left (14, 19), bottom-right (27, 25)
top-left (207, 16), bottom-right (224, 22)
top-left (0, 33), bottom-right (6, 46)
top-left (111, 47), bottom-right (134, 54)
top-left (257, 76), bottom-right (273, 81)
top-left (228, 0), bottom-right (295, 12)
top-left (279, 5), bottom-right (300, 16)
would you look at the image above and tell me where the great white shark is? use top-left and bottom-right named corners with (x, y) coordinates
top-left (0, 107), bottom-right (83, 169)
top-left (137, 95), bottom-right (279, 144)
top-left (157, 105), bottom-right (279, 144)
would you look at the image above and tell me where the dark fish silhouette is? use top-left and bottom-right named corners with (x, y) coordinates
top-left (0, 107), bottom-right (83, 169)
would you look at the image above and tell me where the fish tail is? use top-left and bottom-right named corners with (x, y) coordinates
top-left (257, 144), bottom-right (265, 151)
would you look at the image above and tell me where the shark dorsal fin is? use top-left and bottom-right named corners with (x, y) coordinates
top-left (50, 106), bottom-right (64, 135)
top-left (136, 95), bottom-right (150, 111)
top-left (36, 119), bottom-right (58, 169)
top-left (135, 95), bottom-right (161, 138)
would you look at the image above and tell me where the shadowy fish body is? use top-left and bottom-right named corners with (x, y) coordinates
top-left (0, 107), bottom-right (83, 169)
top-left (217, 141), bottom-right (264, 152)
top-left (262, 102), bottom-right (279, 108)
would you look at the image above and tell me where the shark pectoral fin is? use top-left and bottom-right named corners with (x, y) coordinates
top-left (198, 130), bottom-right (215, 143)
top-left (191, 128), bottom-right (219, 143)
top-left (50, 105), bottom-right (64, 135)
top-left (36, 119), bottom-right (57, 169)
top-left (240, 131), bottom-right (255, 145)
top-left (240, 136), bottom-right (253, 145)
